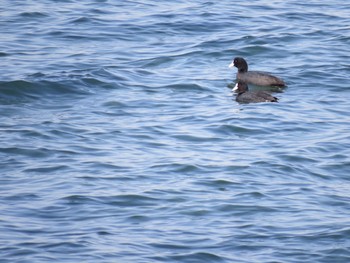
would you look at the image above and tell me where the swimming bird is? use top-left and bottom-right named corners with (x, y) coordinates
top-left (233, 81), bottom-right (278, 103)
top-left (229, 57), bottom-right (286, 87)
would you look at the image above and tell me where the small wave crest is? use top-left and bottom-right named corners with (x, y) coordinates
top-left (0, 79), bottom-right (91, 104)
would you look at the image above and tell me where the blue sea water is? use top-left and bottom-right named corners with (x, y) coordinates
top-left (1, 0), bottom-right (350, 262)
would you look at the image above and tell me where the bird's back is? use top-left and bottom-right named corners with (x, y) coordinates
top-left (237, 71), bottom-right (285, 87)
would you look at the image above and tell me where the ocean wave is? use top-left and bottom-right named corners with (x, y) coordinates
top-left (0, 79), bottom-right (90, 104)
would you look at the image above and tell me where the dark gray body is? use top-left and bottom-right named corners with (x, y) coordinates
top-left (236, 90), bottom-right (278, 103)
top-left (237, 71), bottom-right (285, 87)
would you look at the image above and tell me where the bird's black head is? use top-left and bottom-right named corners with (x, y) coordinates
top-left (229, 57), bottom-right (248, 73)
top-left (232, 81), bottom-right (249, 93)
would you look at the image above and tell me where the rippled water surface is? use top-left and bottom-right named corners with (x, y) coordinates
top-left (1, 0), bottom-right (350, 262)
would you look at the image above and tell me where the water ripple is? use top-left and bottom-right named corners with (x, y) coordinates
top-left (1, 1), bottom-right (350, 262)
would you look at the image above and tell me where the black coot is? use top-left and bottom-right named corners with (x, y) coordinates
top-left (229, 57), bottom-right (285, 87)
top-left (233, 81), bottom-right (278, 103)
